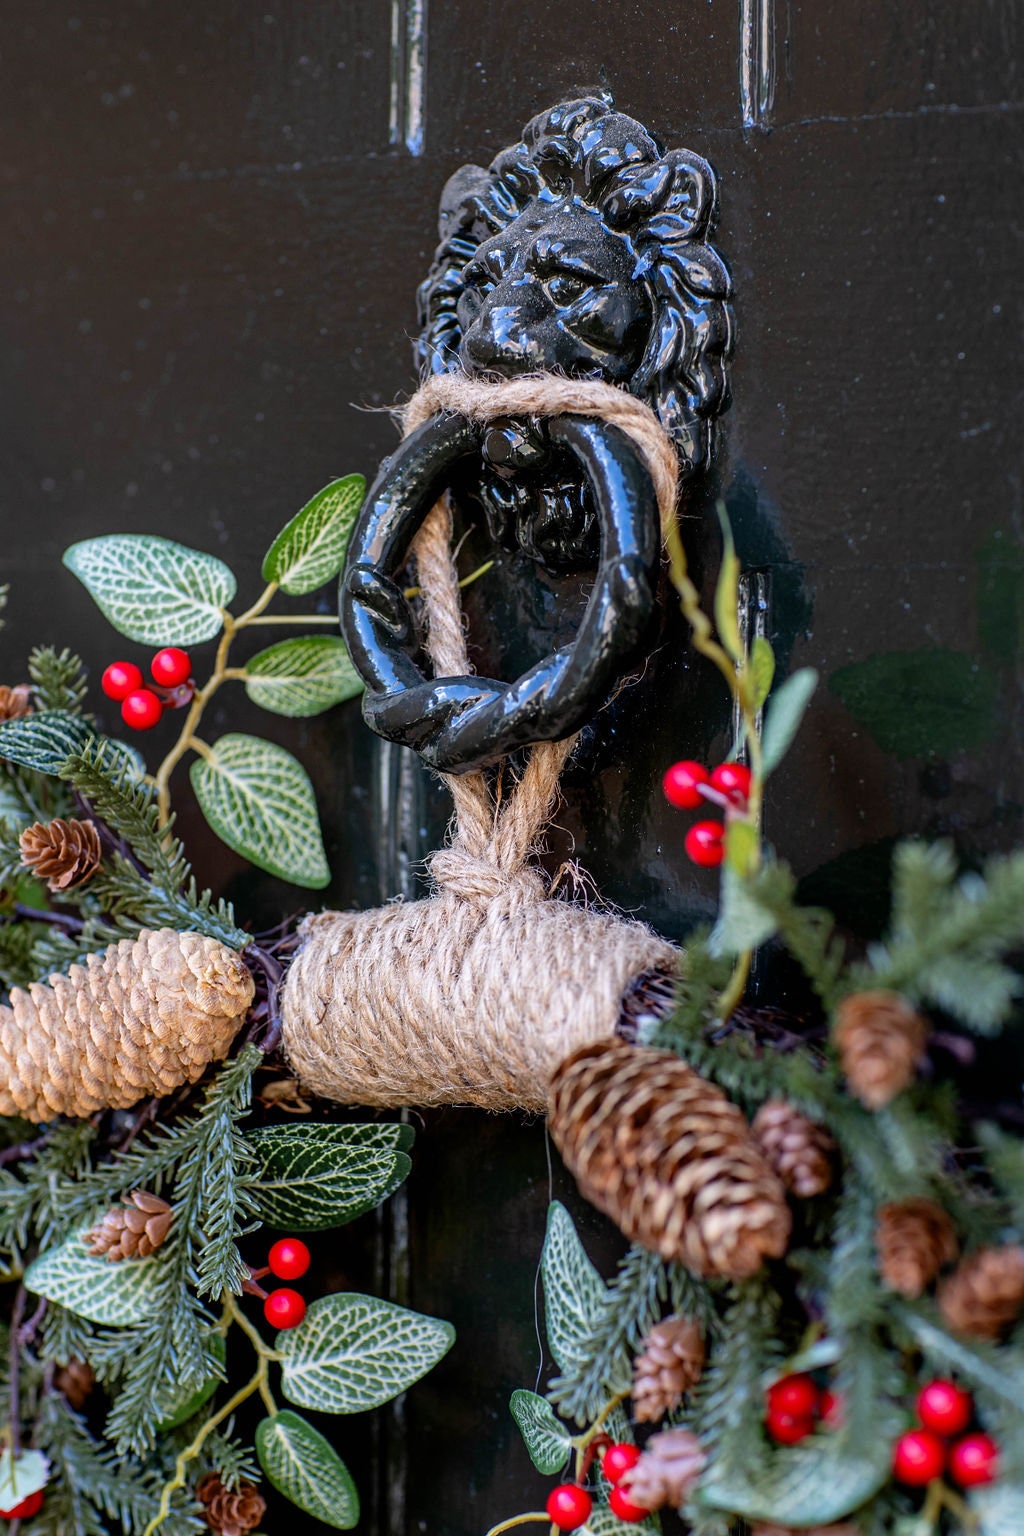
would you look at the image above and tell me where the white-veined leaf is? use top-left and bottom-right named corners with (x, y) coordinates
top-left (189, 733), bottom-right (329, 889)
top-left (0, 1450), bottom-right (49, 1505)
top-left (156, 1334), bottom-right (226, 1431)
top-left (24, 1230), bottom-right (161, 1326)
top-left (699, 1425), bottom-right (894, 1524)
top-left (277, 1293), bottom-right (455, 1414)
top-left (256, 1411), bottom-right (359, 1529)
top-left (972, 1482), bottom-right (1024, 1535)
top-left (761, 668), bottom-right (818, 774)
top-left (509, 1391), bottom-right (573, 1475)
top-left (246, 1123), bottom-right (412, 1230)
top-left (541, 1203), bottom-right (608, 1377)
top-left (244, 636), bottom-right (363, 718)
top-left (262, 476), bottom-right (366, 595)
top-left (0, 712), bottom-right (93, 775)
top-left (584, 1503), bottom-right (657, 1535)
top-left (63, 536), bottom-right (235, 646)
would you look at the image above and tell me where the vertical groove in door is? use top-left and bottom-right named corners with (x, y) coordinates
top-left (389, 0), bottom-right (428, 154)
top-left (739, 0), bottom-right (776, 128)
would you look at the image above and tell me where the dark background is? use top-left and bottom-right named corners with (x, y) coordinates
top-left (2, 2), bottom-right (1022, 1531)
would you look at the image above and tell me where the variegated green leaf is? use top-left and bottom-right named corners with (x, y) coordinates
top-left (262, 476), bottom-right (366, 596)
top-left (189, 733), bottom-right (329, 888)
top-left (277, 1293), bottom-right (455, 1414)
top-left (156, 1334), bottom-right (226, 1431)
top-left (63, 536), bottom-right (235, 646)
top-left (0, 1450), bottom-right (49, 1506)
top-left (256, 1411), bottom-right (359, 1529)
top-left (244, 636), bottom-right (363, 718)
top-left (0, 712), bottom-right (92, 775)
top-left (584, 1503), bottom-right (658, 1535)
top-left (24, 1231), bottom-right (161, 1326)
top-left (509, 1390), bottom-right (573, 1475)
top-left (541, 1203), bottom-right (608, 1378)
top-left (246, 1123), bottom-right (412, 1230)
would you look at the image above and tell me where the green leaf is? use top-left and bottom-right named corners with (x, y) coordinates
top-left (63, 535), bottom-right (236, 646)
top-left (750, 636), bottom-right (776, 708)
top-left (0, 712), bottom-right (92, 774)
top-left (245, 1123), bottom-right (412, 1230)
top-left (762, 668), bottom-right (818, 774)
top-left (541, 1203), bottom-right (609, 1378)
top-left (0, 1450), bottom-right (50, 1505)
top-left (509, 1390), bottom-right (573, 1475)
top-left (699, 1432), bottom-right (892, 1525)
top-left (156, 1334), bottom-right (226, 1431)
top-left (713, 504), bottom-right (744, 664)
top-left (972, 1482), bottom-right (1024, 1535)
top-left (24, 1231), bottom-right (161, 1326)
top-left (829, 648), bottom-right (998, 758)
top-left (724, 818), bottom-right (758, 877)
top-left (584, 1504), bottom-right (658, 1535)
top-left (262, 476), bottom-right (366, 595)
top-left (256, 1411), bottom-right (359, 1529)
top-left (244, 636), bottom-right (363, 718)
top-left (277, 1293), bottom-right (455, 1414)
top-left (189, 733), bottom-right (329, 888)
top-left (710, 864), bottom-right (778, 956)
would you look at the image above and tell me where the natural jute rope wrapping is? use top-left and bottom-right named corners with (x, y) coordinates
top-left (279, 374), bottom-right (682, 1112)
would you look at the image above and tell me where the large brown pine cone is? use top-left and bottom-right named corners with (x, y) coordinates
top-left (751, 1099), bottom-right (836, 1198)
top-left (86, 1190), bottom-right (173, 1261)
top-left (196, 1474), bottom-right (265, 1536)
top-left (0, 685), bottom-right (32, 721)
top-left (937, 1246), bottom-right (1024, 1339)
top-left (548, 1041), bottom-right (791, 1280)
top-left (632, 1315), bottom-right (705, 1423)
top-left (20, 818), bottom-right (103, 891)
top-left (620, 1428), bottom-right (706, 1511)
top-left (833, 990), bottom-right (927, 1109)
top-left (876, 1198), bottom-right (958, 1297)
top-left (54, 1358), bottom-right (95, 1410)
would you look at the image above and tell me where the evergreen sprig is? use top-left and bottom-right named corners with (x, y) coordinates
top-left (28, 647), bottom-right (90, 718)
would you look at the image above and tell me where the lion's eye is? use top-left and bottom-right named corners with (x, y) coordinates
top-left (546, 273), bottom-right (590, 307)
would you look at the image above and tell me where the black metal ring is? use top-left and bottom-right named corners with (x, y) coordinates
top-left (340, 411), bottom-right (660, 773)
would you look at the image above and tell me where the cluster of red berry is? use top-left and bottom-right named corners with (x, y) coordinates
top-left (101, 647), bottom-right (195, 730)
top-left (545, 1442), bottom-right (649, 1530)
top-left (661, 759), bottom-right (752, 868)
top-left (892, 1380), bottom-right (999, 1489)
top-left (764, 1371), bottom-right (841, 1444)
top-left (256, 1238), bottom-right (312, 1331)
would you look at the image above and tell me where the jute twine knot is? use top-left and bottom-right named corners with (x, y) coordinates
top-left (279, 373), bottom-right (682, 1111)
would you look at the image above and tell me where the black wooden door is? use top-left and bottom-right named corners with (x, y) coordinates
top-left (2, 3), bottom-right (1020, 1531)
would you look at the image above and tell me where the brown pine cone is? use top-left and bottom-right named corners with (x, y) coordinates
top-left (833, 990), bottom-right (927, 1109)
top-left (54, 1358), bottom-right (95, 1410)
top-left (876, 1198), bottom-right (958, 1297)
top-left (19, 818), bottom-right (103, 891)
top-left (937, 1246), bottom-right (1024, 1339)
top-left (0, 685), bottom-right (32, 722)
top-left (86, 1190), bottom-right (173, 1261)
top-left (752, 1525), bottom-right (858, 1536)
top-left (0, 928), bottom-right (253, 1121)
top-left (751, 1099), bottom-right (836, 1198)
top-left (196, 1474), bottom-right (266, 1536)
top-left (632, 1315), bottom-right (705, 1423)
top-left (548, 1041), bottom-right (791, 1280)
top-left (620, 1428), bottom-right (706, 1511)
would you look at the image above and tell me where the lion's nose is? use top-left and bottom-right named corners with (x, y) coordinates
top-left (460, 305), bottom-right (543, 376)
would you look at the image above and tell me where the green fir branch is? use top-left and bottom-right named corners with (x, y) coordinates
top-left (28, 648), bottom-right (90, 718)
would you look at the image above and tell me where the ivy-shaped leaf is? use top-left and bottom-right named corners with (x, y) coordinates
top-left (541, 1203), bottom-right (609, 1379)
top-left (277, 1293), bottom-right (455, 1414)
top-left (262, 476), bottom-right (366, 595)
top-left (245, 1123), bottom-right (412, 1230)
top-left (0, 712), bottom-right (93, 775)
top-left (63, 536), bottom-right (236, 646)
top-left (761, 668), bottom-right (818, 774)
top-left (509, 1390), bottom-right (573, 1475)
top-left (244, 636), bottom-right (363, 718)
top-left (24, 1231), bottom-right (162, 1326)
top-left (189, 733), bottom-right (329, 889)
top-left (256, 1410), bottom-right (359, 1529)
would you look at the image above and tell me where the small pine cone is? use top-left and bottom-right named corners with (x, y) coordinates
top-left (751, 1099), bottom-right (836, 1198)
top-left (752, 1525), bottom-right (858, 1536)
top-left (19, 818), bottom-right (103, 891)
top-left (196, 1474), bottom-right (266, 1536)
top-left (833, 990), bottom-right (927, 1109)
top-left (876, 1198), bottom-right (958, 1297)
top-left (548, 1041), bottom-right (791, 1280)
top-left (632, 1315), bottom-right (705, 1422)
top-left (0, 685), bottom-right (33, 722)
top-left (86, 1190), bottom-right (173, 1261)
top-left (54, 1358), bottom-right (95, 1410)
top-left (0, 929), bottom-right (254, 1122)
top-left (937, 1246), bottom-right (1024, 1339)
top-left (620, 1428), bottom-right (706, 1511)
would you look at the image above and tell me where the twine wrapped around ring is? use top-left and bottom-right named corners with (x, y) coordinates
top-left (279, 373), bottom-right (682, 1112)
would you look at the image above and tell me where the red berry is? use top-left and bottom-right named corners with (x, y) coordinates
top-left (608, 1485), bottom-right (651, 1521)
top-left (151, 648), bottom-right (193, 688)
top-left (916, 1379), bottom-right (973, 1438)
top-left (0, 1488), bottom-right (45, 1519)
top-left (268, 1237), bottom-right (311, 1281)
top-left (102, 661), bottom-right (144, 701)
top-left (662, 760), bottom-right (710, 810)
top-left (765, 1408), bottom-right (816, 1446)
top-left (766, 1373), bottom-right (820, 1420)
top-left (819, 1388), bottom-right (844, 1429)
top-left (893, 1429), bottom-right (946, 1485)
top-left (602, 1442), bottom-right (641, 1484)
top-left (545, 1484), bottom-right (592, 1530)
top-left (684, 820), bottom-right (725, 867)
top-left (264, 1288), bottom-right (306, 1330)
top-left (121, 688), bottom-right (163, 730)
top-left (710, 762), bottom-right (752, 807)
top-left (949, 1432), bottom-right (1000, 1488)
